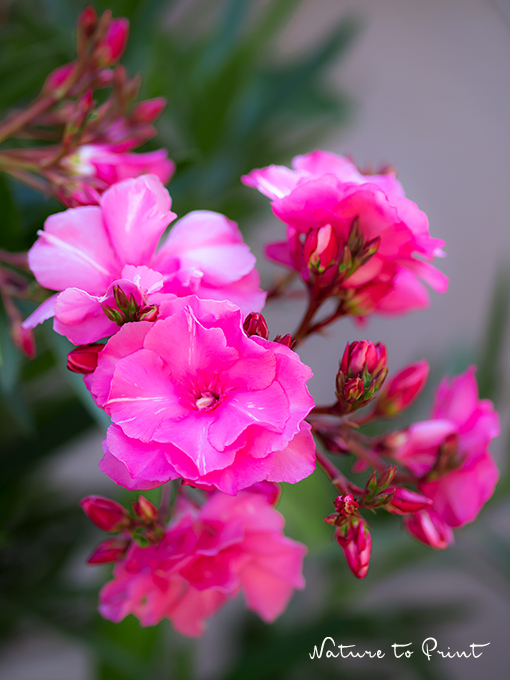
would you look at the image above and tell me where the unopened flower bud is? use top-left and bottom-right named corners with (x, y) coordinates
top-left (386, 488), bottom-right (433, 515)
top-left (374, 359), bottom-right (429, 417)
top-left (78, 6), bottom-right (98, 40)
top-left (99, 18), bottom-right (129, 65)
top-left (87, 537), bottom-right (130, 564)
top-left (336, 340), bottom-right (388, 412)
top-left (80, 495), bottom-right (131, 532)
top-left (336, 519), bottom-right (372, 579)
top-left (67, 343), bottom-right (103, 374)
top-left (274, 334), bottom-right (294, 348)
top-left (404, 508), bottom-right (452, 550)
top-left (11, 321), bottom-right (36, 359)
top-left (44, 62), bottom-right (76, 94)
top-left (131, 97), bottom-right (166, 124)
top-left (243, 312), bottom-right (269, 339)
top-left (304, 224), bottom-right (337, 273)
top-left (132, 495), bottom-right (158, 523)
top-left (334, 494), bottom-right (359, 517)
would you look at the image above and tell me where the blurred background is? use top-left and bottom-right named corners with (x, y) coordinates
top-left (1, 0), bottom-right (510, 678)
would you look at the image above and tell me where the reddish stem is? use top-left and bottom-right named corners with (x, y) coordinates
top-left (316, 449), bottom-right (362, 495)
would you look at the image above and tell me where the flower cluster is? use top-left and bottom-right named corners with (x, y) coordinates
top-left (2, 6), bottom-right (500, 637)
top-left (84, 490), bottom-right (306, 636)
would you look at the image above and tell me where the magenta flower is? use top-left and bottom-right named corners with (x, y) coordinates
top-left (88, 295), bottom-right (316, 494)
top-left (99, 491), bottom-right (307, 636)
top-left (392, 367), bottom-right (500, 546)
top-left (24, 175), bottom-right (265, 344)
top-left (242, 150), bottom-right (448, 316)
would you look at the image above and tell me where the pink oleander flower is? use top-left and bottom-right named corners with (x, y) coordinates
top-left (99, 491), bottom-right (307, 636)
top-left (60, 144), bottom-right (174, 202)
top-left (391, 366), bottom-right (500, 547)
top-left (242, 150), bottom-right (448, 316)
top-left (88, 295), bottom-right (316, 494)
top-left (23, 175), bottom-right (265, 344)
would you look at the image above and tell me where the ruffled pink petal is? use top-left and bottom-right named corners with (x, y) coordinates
top-left (143, 305), bottom-right (239, 379)
top-left (208, 381), bottom-right (289, 451)
top-left (100, 174), bottom-right (176, 266)
top-left (53, 288), bottom-right (117, 344)
top-left (168, 584), bottom-right (229, 637)
top-left (419, 451), bottom-right (499, 528)
top-left (266, 422), bottom-right (316, 483)
top-left (431, 367), bottom-right (480, 425)
top-left (106, 349), bottom-right (189, 442)
top-left (241, 165), bottom-right (302, 199)
top-left (89, 321), bottom-right (152, 409)
top-left (22, 294), bottom-right (58, 329)
top-left (103, 424), bottom-right (188, 484)
top-left (375, 268), bottom-right (430, 314)
top-left (195, 270), bottom-right (266, 317)
top-left (154, 211), bottom-right (256, 286)
top-left (99, 448), bottom-right (162, 490)
top-left (28, 206), bottom-right (119, 294)
top-left (238, 537), bottom-right (306, 622)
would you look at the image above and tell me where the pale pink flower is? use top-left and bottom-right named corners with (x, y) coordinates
top-left (89, 295), bottom-right (316, 494)
top-left (62, 144), bottom-right (174, 196)
top-left (392, 367), bottom-right (499, 546)
top-left (99, 491), bottom-right (307, 636)
top-left (24, 175), bottom-right (265, 344)
top-left (242, 150), bottom-right (448, 316)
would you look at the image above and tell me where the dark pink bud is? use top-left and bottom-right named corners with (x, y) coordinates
top-left (243, 312), bottom-right (269, 339)
top-left (274, 334), bottom-right (294, 348)
top-left (386, 488), bottom-right (433, 514)
top-left (87, 537), bottom-right (130, 564)
top-left (132, 496), bottom-right (158, 523)
top-left (336, 519), bottom-right (372, 579)
top-left (78, 6), bottom-right (98, 39)
top-left (404, 508), bottom-right (452, 550)
top-left (98, 18), bottom-right (129, 65)
top-left (67, 344), bottom-right (103, 374)
top-left (340, 340), bottom-right (387, 379)
top-left (374, 359), bottom-right (429, 417)
top-left (303, 224), bottom-right (337, 272)
top-left (131, 97), bottom-right (167, 124)
top-left (44, 63), bottom-right (76, 93)
top-left (11, 321), bottom-right (36, 359)
top-left (336, 340), bottom-right (388, 412)
top-left (80, 495), bottom-right (131, 532)
top-left (333, 494), bottom-right (359, 517)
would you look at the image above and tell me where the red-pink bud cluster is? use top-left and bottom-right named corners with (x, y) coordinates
top-left (81, 493), bottom-right (166, 564)
top-left (0, 6), bottom-right (173, 208)
top-left (243, 312), bottom-right (269, 339)
top-left (335, 340), bottom-right (388, 413)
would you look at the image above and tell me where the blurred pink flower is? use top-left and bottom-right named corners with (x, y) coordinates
top-left (24, 175), bottom-right (265, 344)
top-left (61, 144), bottom-right (174, 198)
top-left (242, 150), bottom-right (448, 316)
top-left (393, 366), bottom-right (499, 546)
top-left (99, 491), bottom-right (307, 636)
top-left (89, 295), bottom-right (316, 494)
